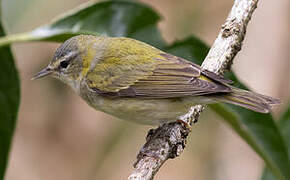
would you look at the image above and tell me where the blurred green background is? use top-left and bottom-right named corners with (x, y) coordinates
top-left (2, 0), bottom-right (289, 179)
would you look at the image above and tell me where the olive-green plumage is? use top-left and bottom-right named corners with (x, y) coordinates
top-left (33, 35), bottom-right (280, 125)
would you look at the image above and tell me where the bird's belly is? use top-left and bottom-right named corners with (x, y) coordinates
top-left (87, 96), bottom-right (196, 125)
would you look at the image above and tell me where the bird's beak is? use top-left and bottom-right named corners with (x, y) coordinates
top-left (31, 67), bottom-right (53, 80)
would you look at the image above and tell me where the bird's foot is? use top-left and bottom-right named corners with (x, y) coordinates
top-left (176, 119), bottom-right (192, 131)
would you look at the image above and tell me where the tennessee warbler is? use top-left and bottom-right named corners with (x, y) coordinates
top-left (32, 35), bottom-right (280, 125)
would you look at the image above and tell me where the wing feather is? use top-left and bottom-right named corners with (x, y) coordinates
top-left (85, 38), bottom-right (232, 98)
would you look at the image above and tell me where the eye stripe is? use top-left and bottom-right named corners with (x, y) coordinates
top-left (64, 51), bottom-right (78, 61)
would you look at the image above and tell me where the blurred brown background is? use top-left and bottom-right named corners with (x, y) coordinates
top-left (3, 0), bottom-right (289, 179)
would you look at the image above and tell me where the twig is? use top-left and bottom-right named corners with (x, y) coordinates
top-left (128, 0), bottom-right (258, 179)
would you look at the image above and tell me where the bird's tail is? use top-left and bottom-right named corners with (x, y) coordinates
top-left (210, 87), bottom-right (281, 113)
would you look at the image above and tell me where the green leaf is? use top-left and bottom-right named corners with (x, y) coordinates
top-left (165, 37), bottom-right (290, 180)
top-left (0, 1), bottom-right (166, 48)
top-left (0, 8), bottom-right (21, 180)
top-left (163, 36), bottom-right (209, 63)
top-left (278, 107), bottom-right (290, 170)
top-left (261, 106), bottom-right (290, 180)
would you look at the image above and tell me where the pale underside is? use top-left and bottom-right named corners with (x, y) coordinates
top-left (81, 87), bottom-right (211, 125)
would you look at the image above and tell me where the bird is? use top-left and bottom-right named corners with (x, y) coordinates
top-left (32, 35), bottom-right (280, 125)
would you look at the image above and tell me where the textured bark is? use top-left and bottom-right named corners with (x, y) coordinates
top-left (128, 0), bottom-right (259, 179)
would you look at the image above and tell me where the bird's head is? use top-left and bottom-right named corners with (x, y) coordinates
top-left (32, 35), bottom-right (103, 91)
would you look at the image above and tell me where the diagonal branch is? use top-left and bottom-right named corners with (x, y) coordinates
top-left (128, 0), bottom-right (259, 179)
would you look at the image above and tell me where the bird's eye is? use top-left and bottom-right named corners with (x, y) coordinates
top-left (60, 60), bottom-right (69, 69)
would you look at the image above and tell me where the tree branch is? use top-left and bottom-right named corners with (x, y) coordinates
top-left (128, 0), bottom-right (258, 179)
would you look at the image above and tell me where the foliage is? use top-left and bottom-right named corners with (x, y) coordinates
top-left (0, 7), bottom-right (20, 180)
top-left (261, 107), bottom-right (290, 180)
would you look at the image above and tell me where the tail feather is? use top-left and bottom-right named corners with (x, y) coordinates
top-left (211, 87), bottom-right (281, 113)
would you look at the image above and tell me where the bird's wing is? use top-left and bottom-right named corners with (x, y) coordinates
top-left (86, 52), bottom-right (232, 98)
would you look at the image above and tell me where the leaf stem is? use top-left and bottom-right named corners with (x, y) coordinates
top-left (0, 32), bottom-right (33, 47)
